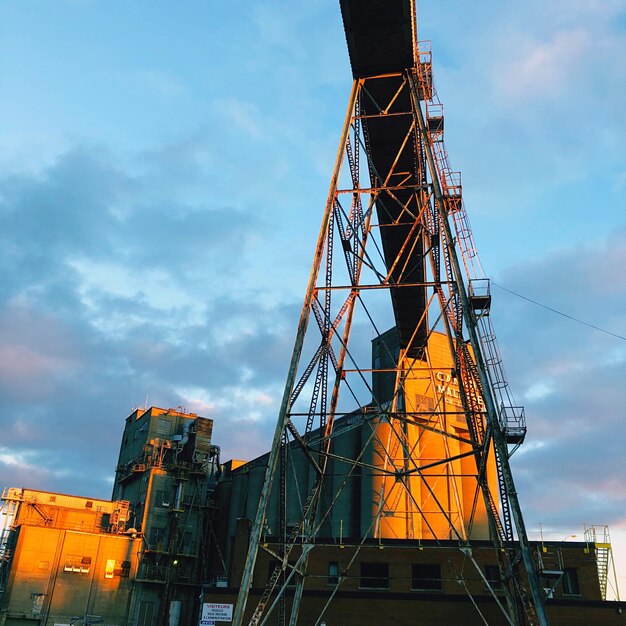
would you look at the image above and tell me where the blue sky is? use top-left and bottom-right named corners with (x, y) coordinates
top-left (1, 0), bottom-right (625, 595)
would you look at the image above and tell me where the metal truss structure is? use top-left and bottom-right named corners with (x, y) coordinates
top-left (232, 3), bottom-right (549, 625)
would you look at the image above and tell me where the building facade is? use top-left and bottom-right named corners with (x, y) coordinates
top-left (206, 331), bottom-right (625, 623)
top-left (0, 488), bottom-right (138, 626)
top-left (0, 406), bottom-right (221, 626)
top-left (111, 407), bottom-right (221, 626)
top-left (205, 518), bottom-right (626, 625)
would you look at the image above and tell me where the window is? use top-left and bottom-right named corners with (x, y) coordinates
top-left (328, 561), bottom-right (339, 585)
top-left (63, 555), bottom-right (91, 574)
top-left (85, 501), bottom-right (93, 508)
top-left (105, 559), bottom-right (131, 579)
top-left (373, 355), bottom-right (381, 370)
top-left (411, 563), bottom-right (442, 591)
top-left (484, 565), bottom-right (502, 590)
top-left (155, 490), bottom-right (170, 507)
top-left (562, 568), bottom-right (580, 595)
top-left (360, 562), bottom-right (389, 589)
top-left (137, 601), bottom-right (155, 626)
top-left (415, 394), bottom-right (435, 412)
top-left (48, 495), bottom-right (57, 503)
top-left (156, 418), bottom-right (172, 436)
top-left (31, 594), bottom-right (45, 617)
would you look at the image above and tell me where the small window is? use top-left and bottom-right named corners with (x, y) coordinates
top-left (328, 561), bottom-right (339, 585)
top-left (562, 568), bottom-right (580, 595)
top-left (85, 501), bottom-right (93, 509)
top-left (105, 559), bottom-right (131, 579)
top-left (156, 419), bottom-right (172, 436)
top-left (48, 495), bottom-right (57, 503)
top-left (137, 601), bottom-right (155, 626)
top-left (155, 490), bottom-right (169, 507)
top-left (63, 555), bottom-right (91, 574)
top-left (373, 355), bottom-right (381, 370)
top-left (485, 565), bottom-right (502, 590)
top-left (415, 394), bottom-right (435, 412)
top-left (360, 562), bottom-right (389, 589)
top-left (411, 563), bottom-right (442, 591)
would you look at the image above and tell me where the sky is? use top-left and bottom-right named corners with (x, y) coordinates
top-left (1, 0), bottom-right (625, 598)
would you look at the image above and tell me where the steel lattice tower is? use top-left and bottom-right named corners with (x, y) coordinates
top-left (233, 2), bottom-right (549, 625)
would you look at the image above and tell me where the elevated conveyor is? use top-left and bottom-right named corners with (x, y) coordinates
top-left (340, 0), bottom-right (427, 357)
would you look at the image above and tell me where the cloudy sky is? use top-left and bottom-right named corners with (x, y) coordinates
top-left (1, 0), bottom-right (625, 596)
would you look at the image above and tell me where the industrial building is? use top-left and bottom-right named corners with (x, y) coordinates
top-left (0, 407), bottom-right (221, 626)
top-left (0, 396), bottom-right (623, 626)
top-left (1, 0), bottom-right (625, 624)
top-left (207, 519), bottom-right (623, 625)
top-left (204, 331), bottom-right (625, 625)
top-left (110, 406), bottom-right (221, 626)
top-left (0, 488), bottom-right (138, 626)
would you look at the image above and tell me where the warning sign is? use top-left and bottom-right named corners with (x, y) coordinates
top-left (200, 603), bottom-right (233, 624)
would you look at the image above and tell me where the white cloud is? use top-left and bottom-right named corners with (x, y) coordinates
top-left (69, 257), bottom-right (203, 317)
top-left (493, 28), bottom-right (591, 101)
top-left (213, 98), bottom-right (265, 140)
top-left (523, 381), bottom-right (554, 402)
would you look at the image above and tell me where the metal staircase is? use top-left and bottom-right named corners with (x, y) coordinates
top-left (585, 524), bottom-right (621, 601)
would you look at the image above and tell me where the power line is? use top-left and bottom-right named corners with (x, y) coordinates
top-left (491, 282), bottom-right (626, 342)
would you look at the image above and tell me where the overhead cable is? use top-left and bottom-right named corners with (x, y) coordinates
top-left (492, 282), bottom-right (626, 342)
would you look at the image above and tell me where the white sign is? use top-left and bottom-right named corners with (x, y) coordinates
top-left (201, 603), bottom-right (233, 623)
